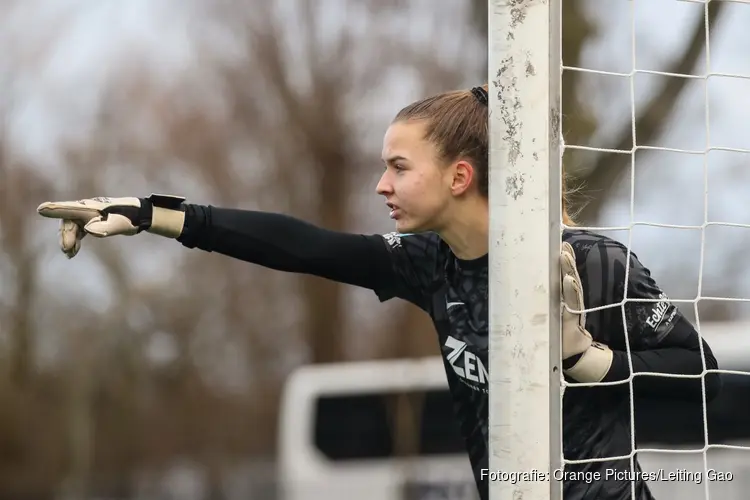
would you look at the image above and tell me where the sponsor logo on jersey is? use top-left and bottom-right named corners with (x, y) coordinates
top-left (382, 232), bottom-right (402, 249)
top-left (444, 335), bottom-right (488, 393)
top-left (645, 292), bottom-right (672, 330)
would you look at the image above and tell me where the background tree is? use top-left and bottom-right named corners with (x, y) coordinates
top-left (0, 1), bottom-right (743, 498)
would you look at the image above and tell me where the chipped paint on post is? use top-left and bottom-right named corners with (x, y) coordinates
top-left (491, 0), bottom-right (549, 191)
top-left (488, 0), bottom-right (563, 499)
top-left (494, 56), bottom-right (522, 170)
top-left (505, 173), bottom-right (525, 200)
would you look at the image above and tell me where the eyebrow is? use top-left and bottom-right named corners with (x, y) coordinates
top-left (383, 155), bottom-right (408, 164)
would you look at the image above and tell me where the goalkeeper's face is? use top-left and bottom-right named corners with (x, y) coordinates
top-left (377, 120), bottom-right (465, 233)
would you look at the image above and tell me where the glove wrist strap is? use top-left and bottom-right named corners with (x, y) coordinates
top-left (148, 206), bottom-right (185, 238)
top-left (563, 342), bottom-right (613, 383)
top-left (140, 193), bottom-right (187, 238)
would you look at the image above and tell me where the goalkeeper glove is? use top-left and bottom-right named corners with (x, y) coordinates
top-left (560, 242), bottom-right (614, 383)
top-left (36, 194), bottom-right (186, 259)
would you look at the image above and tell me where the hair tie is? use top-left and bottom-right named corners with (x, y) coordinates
top-left (471, 86), bottom-right (488, 106)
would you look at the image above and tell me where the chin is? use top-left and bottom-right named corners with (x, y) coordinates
top-left (395, 218), bottom-right (427, 234)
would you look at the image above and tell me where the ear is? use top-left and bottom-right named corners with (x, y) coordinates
top-left (450, 159), bottom-right (474, 196)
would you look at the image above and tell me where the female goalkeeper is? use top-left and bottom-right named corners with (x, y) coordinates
top-left (38, 84), bottom-right (721, 500)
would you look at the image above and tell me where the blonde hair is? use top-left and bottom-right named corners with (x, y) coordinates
top-left (562, 168), bottom-right (576, 226)
top-left (394, 84), bottom-right (575, 225)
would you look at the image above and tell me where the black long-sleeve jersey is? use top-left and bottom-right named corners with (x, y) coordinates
top-left (176, 205), bottom-right (721, 500)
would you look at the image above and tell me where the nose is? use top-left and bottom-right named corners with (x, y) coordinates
top-left (376, 170), bottom-right (393, 196)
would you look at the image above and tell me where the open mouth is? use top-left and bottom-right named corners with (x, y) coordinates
top-left (386, 202), bottom-right (401, 219)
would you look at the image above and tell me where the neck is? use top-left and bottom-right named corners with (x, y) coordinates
top-left (438, 196), bottom-right (489, 260)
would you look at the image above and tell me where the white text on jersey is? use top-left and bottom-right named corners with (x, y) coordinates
top-left (645, 292), bottom-right (670, 330)
top-left (445, 335), bottom-right (488, 392)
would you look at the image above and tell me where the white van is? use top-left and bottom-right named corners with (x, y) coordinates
top-left (278, 356), bottom-right (478, 500)
top-left (277, 322), bottom-right (750, 500)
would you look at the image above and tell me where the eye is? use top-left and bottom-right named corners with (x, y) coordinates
top-left (394, 163), bottom-right (406, 172)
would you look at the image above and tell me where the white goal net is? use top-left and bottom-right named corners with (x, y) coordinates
top-left (488, 1), bottom-right (750, 499)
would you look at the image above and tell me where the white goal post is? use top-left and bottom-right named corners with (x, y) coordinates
top-left (487, 1), bottom-right (563, 499)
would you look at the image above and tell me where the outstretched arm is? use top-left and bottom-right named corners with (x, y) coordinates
top-left (37, 195), bottom-right (441, 309)
top-left (178, 204), bottom-right (443, 309)
top-left (177, 204), bottom-right (394, 290)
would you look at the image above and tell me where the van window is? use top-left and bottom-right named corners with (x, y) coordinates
top-left (313, 389), bottom-right (465, 461)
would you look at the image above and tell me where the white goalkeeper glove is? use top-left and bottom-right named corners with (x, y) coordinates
top-left (37, 194), bottom-right (186, 259)
top-left (560, 242), bottom-right (614, 383)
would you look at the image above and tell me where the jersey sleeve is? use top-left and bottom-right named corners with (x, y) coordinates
top-left (373, 232), bottom-right (445, 311)
top-left (579, 238), bottom-right (682, 351)
top-left (573, 233), bottom-right (721, 402)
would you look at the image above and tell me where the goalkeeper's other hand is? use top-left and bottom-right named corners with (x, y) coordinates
top-left (37, 194), bottom-right (186, 259)
top-left (560, 241), bottom-right (614, 383)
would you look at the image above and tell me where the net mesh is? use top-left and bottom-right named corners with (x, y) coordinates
top-left (560, 1), bottom-right (750, 498)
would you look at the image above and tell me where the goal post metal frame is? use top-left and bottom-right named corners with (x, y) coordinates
top-left (487, 1), bottom-right (563, 499)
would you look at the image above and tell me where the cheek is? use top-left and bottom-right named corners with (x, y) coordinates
top-left (406, 173), bottom-right (446, 209)
top-left (398, 173), bottom-right (429, 202)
